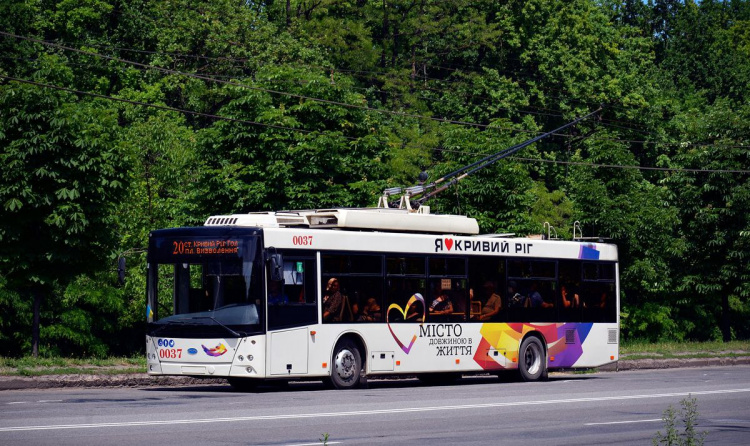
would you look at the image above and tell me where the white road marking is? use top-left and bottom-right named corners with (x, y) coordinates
top-left (285, 443), bottom-right (342, 446)
top-left (585, 418), bottom-right (662, 426)
top-left (0, 388), bottom-right (749, 433)
top-left (5, 400), bottom-right (62, 405)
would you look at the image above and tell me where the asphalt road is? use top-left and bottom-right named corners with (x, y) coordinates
top-left (1, 366), bottom-right (749, 445)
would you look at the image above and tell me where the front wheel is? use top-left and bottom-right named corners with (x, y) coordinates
top-left (330, 339), bottom-right (362, 389)
top-left (518, 336), bottom-right (546, 382)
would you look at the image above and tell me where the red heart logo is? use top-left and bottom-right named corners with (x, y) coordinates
top-left (386, 293), bottom-right (426, 354)
top-left (445, 238), bottom-right (453, 250)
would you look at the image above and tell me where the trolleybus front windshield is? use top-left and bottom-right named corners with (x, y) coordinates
top-left (146, 228), bottom-right (263, 338)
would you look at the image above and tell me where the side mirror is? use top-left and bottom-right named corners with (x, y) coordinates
top-left (269, 253), bottom-right (284, 282)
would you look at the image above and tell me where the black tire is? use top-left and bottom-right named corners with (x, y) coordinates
top-left (330, 339), bottom-right (362, 389)
top-left (227, 377), bottom-right (259, 392)
top-left (518, 336), bottom-right (546, 382)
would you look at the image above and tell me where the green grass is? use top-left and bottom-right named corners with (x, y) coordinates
top-left (621, 340), bottom-right (750, 359)
top-left (9, 367), bottom-right (146, 377)
top-left (0, 356), bottom-right (146, 376)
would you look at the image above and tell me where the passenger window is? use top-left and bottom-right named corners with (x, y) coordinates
top-left (387, 256), bottom-right (426, 276)
top-left (468, 256), bottom-right (506, 322)
top-left (558, 260), bottom-right (582, 322)
top-left (506, 279), bottom-right (556, 322)
top-left (386, 277), bottom-right (426, 323)
top-left (581, 262), bottom-right (616, 322)
top-left (427, 278), bottom-right (468, 322)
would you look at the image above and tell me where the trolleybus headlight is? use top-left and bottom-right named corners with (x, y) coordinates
top-left (238, 355), bottom-right (244, 362)
top-left (248, 355), bottom-right (253, 361)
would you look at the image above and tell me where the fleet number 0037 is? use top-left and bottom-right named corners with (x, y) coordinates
top-left (159, 348), bottom-right (182, 359)
top-left (292, 236), bottom-right (313, 246)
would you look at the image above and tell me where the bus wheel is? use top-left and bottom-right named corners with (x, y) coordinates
top-left (331, 340), bottom-right (362, 389)
top-left (518, 336), bottom-right (546, 382)
top-left (228, 377), bottom-right (258, 392)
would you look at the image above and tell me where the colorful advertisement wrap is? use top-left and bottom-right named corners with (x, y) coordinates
top-left (474, 323), bottom-right (593, 370)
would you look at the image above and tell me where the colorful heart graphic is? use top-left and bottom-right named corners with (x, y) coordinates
top-left (386, 293), bottom-right (426, 354)
top-left (445, 238), bottom-right (453, 251)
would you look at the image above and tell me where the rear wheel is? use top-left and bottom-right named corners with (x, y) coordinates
top-left (518, 336), bottom-right (546, 382)
top-left (330, 339), bottom-right (362, 389)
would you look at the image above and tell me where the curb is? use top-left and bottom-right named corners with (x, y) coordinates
top-left (600, 356), bottom-right (750, 371)
top-left (2, 357), bottom-right (750, 391)
top-left (0, 374), bottom-right (225, 391)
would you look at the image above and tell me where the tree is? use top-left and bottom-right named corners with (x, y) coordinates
top-left (192, 65), bottom-right (391, 214)
top-left (665, 100), bottom-right (750, 341)
top-left (0, 79), bottom-right (125, 356)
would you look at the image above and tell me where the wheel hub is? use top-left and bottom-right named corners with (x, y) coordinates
top-left (335, 349), bottom-right (355, 379)
top-left (524, 343), bottom-right (541, 375)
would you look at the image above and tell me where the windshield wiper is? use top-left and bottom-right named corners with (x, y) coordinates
top-left (188, 316), bottom-right (244, 337)
top-left (149, 319), bottom-right (190, 336)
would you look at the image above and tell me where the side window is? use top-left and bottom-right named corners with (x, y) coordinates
top-left (386, 256), bottom-right (426, 323)
top-left (267, 257), bottom-right (317, 330)
top-left (581, 263), bottom-right (617, 322)
top-left (468, 256), bottom-right (506, 322)
top-left (507, 260), bottom-right (557, 322)
top-left (428, 257), bottom-right (468, 322)
top-left (386, 277), bottom-right (426, 323)
top-left (558, 260), bottom-right (582, 322)
top-left (322, 254), bottom-right (384, 323)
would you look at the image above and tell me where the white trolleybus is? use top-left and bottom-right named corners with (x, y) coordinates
top-left (146, 207), bottom-right (619, 389)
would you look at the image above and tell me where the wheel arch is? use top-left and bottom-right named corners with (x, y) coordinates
top-left (332, 331), bottom-right (368, 373)
top-left (521, 330), bottom-right (548, 359)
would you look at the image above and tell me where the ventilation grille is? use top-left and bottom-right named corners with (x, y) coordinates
top-left (205, 217), bottom-right (238, 226)
top-left (276, 216), bottom-right (308, 226)
top-left (608, 329), bottom-right (618, 344)
top-left (565, 329), bottom-right (576, 344)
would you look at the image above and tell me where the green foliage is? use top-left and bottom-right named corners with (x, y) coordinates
top-left (319, 432), bottom-right (330, 445)
top-left (622, 303), bottom-right (681, 342)
top-left (0, 277), bottom-right (32, 356)
top-left (653, 395), bottom-right (708, 446)
top-left (1, 0), bottom-right (750, 356)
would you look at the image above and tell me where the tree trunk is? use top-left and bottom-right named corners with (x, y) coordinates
top-left (721, 293), bottom-right (731, 342)
top-left (32, 289), bottom-right (42, 358)
top-left (286, 0), bottom-right (291, 28)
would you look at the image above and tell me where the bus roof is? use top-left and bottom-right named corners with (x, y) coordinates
top-left (204, 208), bottom-right (481, 235)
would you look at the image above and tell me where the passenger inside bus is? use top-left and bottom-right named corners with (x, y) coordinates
top-left (507, 281), bottom-right (524, 307)
top-left (405, 298), bottom-right (424, 321)
top-left (560, 283), bottom-right (580, 308)
top-left (477, 281), bottom-right (502, 321)
top-left (525, 283), bottom-right (554, 308)
top-left (267, 280), bottom-right (288, 305)
top-left (429, 288), bottom-right (453, 318)
top-left (358, 297), bottom-right (382, 322)
top-left (583, 291), bottom-right (609, 310)
top-left (322, 277), bottom-right (343, 322)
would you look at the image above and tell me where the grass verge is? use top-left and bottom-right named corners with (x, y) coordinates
top-left (0, 356), bottom-right (146, 377)
top-left (620, 340), bottom-right (750, 360)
